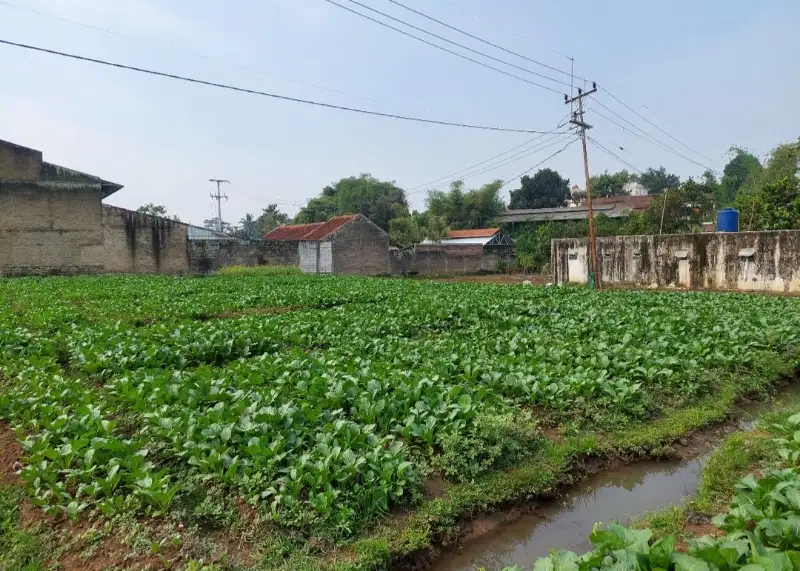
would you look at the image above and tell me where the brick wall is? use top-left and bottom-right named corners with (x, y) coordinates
top-left (188, 239), bottom-right (299, 273)
top-left (0, 185), bottom-right (105, 276)
top-left (332, 216), bottom-right (389, 275)
top-left (102, 205), bottom-right (190, 273)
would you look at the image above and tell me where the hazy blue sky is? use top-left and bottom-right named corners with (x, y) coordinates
top-left (1, 0), bottom-right (797, 225)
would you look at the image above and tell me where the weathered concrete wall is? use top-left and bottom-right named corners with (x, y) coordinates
top-left (552, 231), bottom-right (800, 292)
top-left (0, 185), bottom-right (105, 276)
top-left (390, 245), bottom-right (513, 276)
top-left (332, 217), bottom-right (390, 275)
top-left (188, 239), bottom-right (299, 274)
top-left (102, 206), bottom-right (189, 273)
top-left (0, 141), bottom-right (42, 182)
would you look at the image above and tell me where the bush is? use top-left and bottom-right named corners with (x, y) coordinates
top-left (215, 265), bottom-right (301, 277)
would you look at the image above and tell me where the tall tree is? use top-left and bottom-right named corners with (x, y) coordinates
top-left (719, 147), bottom-right (763, 204)
top-left (258, 204), bottom-right (290, 235)
top-left (589, 170), bottom-right (634, 198)
top-left (234, 213), bottom-right (261, 240)
top-left (425, 180), bottom-right (505, 229)
top-left (509, 168), bottom-right (570, 209)
top-left (203, 217), bottom-right (233, 233)
top-left (136, 203), bottom-right (180, 221)
top-left (635, 167), bottom-right (680, 195)
top-left (294, 174), bottom-right (409, 230)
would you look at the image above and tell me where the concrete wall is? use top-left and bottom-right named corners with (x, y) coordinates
top-left (0, 185), bottom-right (105, 276)
top-left (188, 239), bottom-right (299, 274)
top-left (390, 245), bottom-right (513, 276)
top-left (332, 216), bottom-right (390, 275)
top-left (552, 231), bottom-right (800, 292)
top-left (102, 206), bottom-right (189, 273)
top-left (0, 141), bottom-right (42, 182)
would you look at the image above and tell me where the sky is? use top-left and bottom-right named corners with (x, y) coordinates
top-left (0, 0), bottom-right (798, 226)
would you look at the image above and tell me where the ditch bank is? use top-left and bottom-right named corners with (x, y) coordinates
top-left (425, 382), bottom-right (800, 571)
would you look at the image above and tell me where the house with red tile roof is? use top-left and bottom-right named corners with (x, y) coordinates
top-left (264, 214), bottom-right (389, 275)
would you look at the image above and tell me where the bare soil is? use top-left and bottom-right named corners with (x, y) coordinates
top-left (433, 274), bottom-right (550, 285)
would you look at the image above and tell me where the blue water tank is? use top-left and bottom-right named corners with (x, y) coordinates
top-left (717, 208), bottom-right (739, 232)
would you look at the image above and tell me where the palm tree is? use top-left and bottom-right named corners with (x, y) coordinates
top-left (238, 213), bottom-right (258, 240)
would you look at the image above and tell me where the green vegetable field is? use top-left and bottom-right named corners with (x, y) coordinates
top-left (1, 274), bottom-right (800, 570)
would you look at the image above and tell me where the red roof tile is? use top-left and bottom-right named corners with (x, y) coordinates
top-left (263, 214), bottom-right (359, 241)
top-left (446, 228), bottom-right (500, 239)
top-left (264, 222), bottom-right (323, 240)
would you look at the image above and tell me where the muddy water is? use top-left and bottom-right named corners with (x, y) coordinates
top-left (431, 456), bottom-right (706, 571)
top-left (431, 386), bottom-right (800, 571)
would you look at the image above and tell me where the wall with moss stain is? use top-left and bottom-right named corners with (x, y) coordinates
top-left (552, 231), bottom-right (800, 292)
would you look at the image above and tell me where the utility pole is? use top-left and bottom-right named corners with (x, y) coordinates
top-left (208, 179), bottom-right (229, 233)
top-left (566, 83), bottom-right (600, 290)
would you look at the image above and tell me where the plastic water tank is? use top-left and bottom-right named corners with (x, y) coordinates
top-left (717, 208), bottom-right (739, 232)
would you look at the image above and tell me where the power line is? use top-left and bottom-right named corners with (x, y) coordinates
top-left (407, 113), bottom-right (570, 192)
top-left (598, 85), bottom-right (719, 167)
top-left (587, 135), bottom-right (643, 174)
top-left (589, 100), bottom-right (719, 173)
top-left (0, 38), bottom-right (561, 135)
top-left (383, 0), bottom-right (582, 83)
top-left (409, 132), bottom-right (571, 196)
top-left (499, 138), bottom-right (578, 191)
top-left (323, 0), bottom-right (566, 94)
top-left (0, 0), bottom-right (409, 111)
top-left (439, 0), bottom-right (577, 64)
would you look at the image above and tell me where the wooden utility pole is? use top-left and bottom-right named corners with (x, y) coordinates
top-left (566, 83), bottom-right (600, 290)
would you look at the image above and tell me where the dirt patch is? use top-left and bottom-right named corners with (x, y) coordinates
top-left (424, 477), bottom-right (447, 499)
top-left (0, 422), bottom-right (23, 484)
top-left (214, 306), bottom-right (300, 319)
top-left (676, 518), bottom-right (723, 551)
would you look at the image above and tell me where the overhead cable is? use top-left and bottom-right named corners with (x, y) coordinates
top-left (0, 0), bottom-right (406, 110)
top-left (0, 39), bottom-right (562, 135)
top-left (587, 135), bottom-right (643, 174)
top-left (383, 0), bottom-right (582, 82)
top-left (598, 86), bottom-right (719, 167)
top-left (499, 138), bottom-right (578, 191)
top-left (322, 0), bottom-right (566, 94)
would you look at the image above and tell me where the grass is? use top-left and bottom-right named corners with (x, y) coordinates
top-left (215, 265), bottom-right (302, 277)
top-left (0, 485), bottom-right (49, 571)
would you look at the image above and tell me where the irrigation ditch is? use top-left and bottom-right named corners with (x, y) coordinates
top-left (422, 382), bottom-right (800, 571)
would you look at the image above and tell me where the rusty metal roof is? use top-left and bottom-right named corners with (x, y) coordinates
top-left (446, 228), bottom-right (500, 239)
top-left (263, 214), bottom-right (359, 241)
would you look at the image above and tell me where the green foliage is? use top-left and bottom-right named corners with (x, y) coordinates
top-left (136, 202), bottom-right (180, 221)
top-left (0, 486), bottom-right (48, 571)
top-left (438, 410), bottom-right (541, 482)
top-left (510, 168), bottom-right (571, 209)
top-left (426, 179), bottom-right (506, 230)
top-left (215, 265), bottom-right (302, 277)
top-left (736, 178), bottom-right (800, 231)
top-left (590, 170), bottom-right (635, 198)
top-left (295, 174), bottom-right (409, 230)
top-left (258, 204), bottom-right (291, 236)
top-left (636, 166), bottom-right (681, 195)
top-left (720, 147), bottom-right (763, 204)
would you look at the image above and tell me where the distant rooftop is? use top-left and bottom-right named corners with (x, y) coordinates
top-left (496, 195), bottom-right (653, 224)
top-left (264, 214), bottom-right (360, 241)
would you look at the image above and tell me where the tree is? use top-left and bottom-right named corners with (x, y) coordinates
top-left (635, 167), bottom-right (680, 195)
top-left (719, 147), bottom-right (762, 204)
top-left (257, 204), bottom-right (290, 235)
top-left (233, 213), bottom-right (261, 240)
top-left (136, 203), bottom-right (180, 221)
top-left (388, 216), bottom-right (422, 247)
top-left (509, 168), bottom-right (570, 209)
top-left (425, 179), bottom-right (505, 229)
top-left (203, 217), bottom-right (233, 234)
top-left (736, 177), bottom-right (800, 231)
top-left (589, 170), bottom-right (634, 198)
top-left (758, 139), bottom-right (800, 189)
top-left (294, 174), bottom-right (409, 230)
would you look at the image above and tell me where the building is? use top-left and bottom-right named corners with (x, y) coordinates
top-left (495, 195), bottom-right (653, 225)
top-left (401, 228), bottom-right (515, 275)
top-left (264, 214), bottom-right (389, 275)
top-left (0, 138), bottom-right (294, 276)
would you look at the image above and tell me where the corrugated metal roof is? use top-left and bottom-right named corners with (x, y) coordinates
top-left (496, 203), bottom-right (633, 223)
top-left (593, 195), bottom-right (652, 213)
top-left (421, 236), bottom-right (494, 246)
top-left (446, 228), bottom-right (500, 239)
top-left (187, 225), bottom-right (235, 240)
top-left (263, 214), bottom-right (359, 241)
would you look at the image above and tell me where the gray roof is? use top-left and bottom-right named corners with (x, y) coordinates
top-left (495, 203), bottom-right (634, 223)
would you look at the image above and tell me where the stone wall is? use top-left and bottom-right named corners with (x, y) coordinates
top-left (102, 206), bottom-right (189, 273)
top-left (188, 239), bottom-right (299, 274)
top-left (552, 231), bottom-right (800, 292)
top-left (0, 141), bottom-right (42, 182)
top-left (0, 185), bottom-right (105, 276)
top-left (390, 245), bottom-right (512, 276)
top-left (332, 216), bottom-right (390, 275)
